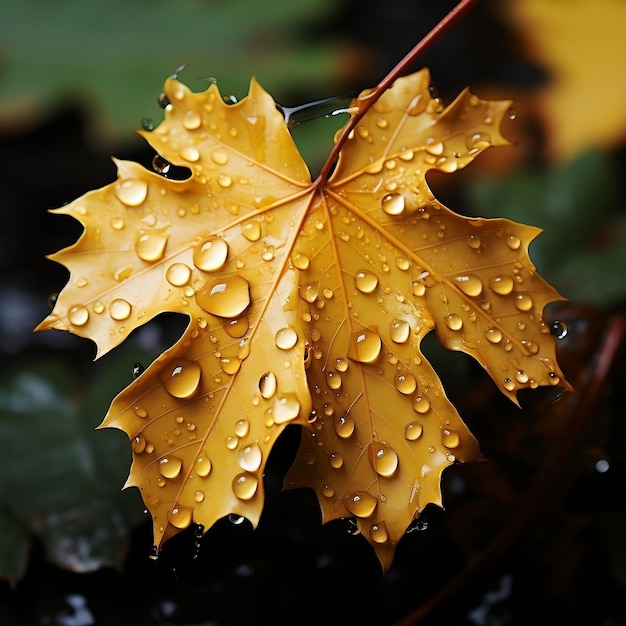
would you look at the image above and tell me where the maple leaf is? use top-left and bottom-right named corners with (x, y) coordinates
top-left (36, 68), bottom-right (569, 570)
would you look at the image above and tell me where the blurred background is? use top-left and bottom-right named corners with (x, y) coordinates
top-left (1, 0), bottom-right (625, 624)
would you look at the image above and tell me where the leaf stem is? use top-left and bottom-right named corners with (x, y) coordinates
top-left (315, 0), bottom-right (482, 183)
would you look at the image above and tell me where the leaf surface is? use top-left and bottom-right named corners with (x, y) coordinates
top-left (37, 68), bottom-right (569, 569)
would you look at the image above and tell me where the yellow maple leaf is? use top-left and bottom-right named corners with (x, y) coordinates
top-left (36, 68), bottom-right (569, 570)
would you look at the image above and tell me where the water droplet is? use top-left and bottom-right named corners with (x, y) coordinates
top-left (548, 372), bottom-right (561, 386)
top-left (220, 357), bottom-right (241, 375)
top-left (489, 275), bottom-right (514, 295)
top-left (381, 193), bottom-right (405, 216)
top-left (275, 327), bottom-right (298, 350)
top-left (152, 155), bottom-right (171, 176)
top-left (506, 234), bottom-right (521, 250)
top-left (514, 293), bottom-right (533, 311)
top-left (182, 108), bottom-right (202, 129)
top-left (405, 421), bottom-right (423, 440)
top-left (217, 174), bottom-right (232, 188)
top-left (224, 317), bottom-right (249, 339)
top-left (445, 314), bottom-right (463, 331)
top-left (170, 505), bottom-right (193, 529)
top-left (334, 358), bottom-right (349, 372)
top-left (47, 293), bottom-right (58, 309)
top-left (521, 339), bottom-right (539, 354)
top-left (515, 370), bottom-right (529, 384)
top-left (466, 132), bottom-right (491, 151)
top-left (322, 484), bottom-right (335, 498)
top-left (159, 455), bottom-right (183, 479)
top-left (301, 281), bottom-right (319, 303)
top-left (369, 441), bottom-right (399, 477)
top-left (292, 251), bottom-right (310, 270)
top-left (503, 378), bottom-right (515, 392)
top-left (467, 233), bottom-right (481, 249)
top-left (109, 298), bottom-right (132, 321)
top-left (370, 522), bottom-right (389, 544)
top-left (485, 327), bottom-right (503, 343)
top-left (136, 231), bottom-right (168, 262)
top-left (141, 117), bottom-right (154, 131)
top-left (196, 275), bottom-right (251, 318)
top-left (131, 434), bottom-right (147, 454)
top-left (196, 453), bottom-right (212, 477)
top-left (166, 263), bottom-right (191, 286)
top-left (327, 371), bottom-right (342, 390)
top-left (68, 304), bottom-right (89, 326)
top-left (334, 414), bottom-right (355, 438)
top-left (412, 281), bottom-right (426, 297)
top-left (272, 394), bottom-right (301, 424)
top-left (259, 372), bottom-right (277, 398)
top-left (455, 274), bottom-right (483, 297)
top-left (115, 179), bottom-right (148, 206)
top-left (132, 362), bottom-right (144, 379)
top-left (234, 419), bottom-right (250, 438)
top-left (442, 429), bottom-right (460, 448)
top-left (329, 453), bottom-right (344, 469)
top-left (394, 372), bottom-right (417, 395)
top-left (132, 405), bottom-right (148, 418)
top-left (412, 394), bottom-right (430, 414)
top-left (348, 329), bottom-right (382, 363)
top-left (158, 92), bottom-right (171, 109)
top-left (238, 443), bottom-right (263, 472)
top-left (194, 490), bottom-right (205, 503)
top-left (355, 269), bottom-right (378, 294)
top-left (344, 491), bottom-right (377, 518)
top-left (425, 140), bottom-right (444, 156)
top-left (181, 146), bottom-right (200, 162)
top-left (550, 320), bottom-right (568, 340)
top-left (232, 473), bottom-right (258, 500)
top-left (390, 318), bottom-right (410, 343)
top-left (160, 359), bottom-right (202, 398)
top-left (241, 220), bottom-right (261, 242)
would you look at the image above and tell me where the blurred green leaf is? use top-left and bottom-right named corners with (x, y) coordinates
top-left (468, 150), bottom-right (624, 306)
top-left (0, 0), bottom-right (340, 144)
top-left (0, 350), bottom-right (153, 579)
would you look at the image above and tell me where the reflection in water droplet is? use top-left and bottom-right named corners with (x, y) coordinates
top-left (131, 434), bottom-right (147, 454)
top-left (345, 491), bottom-right (377, 518)
top-left (334, 414), bottom-right (355, 438)
top-left (136, 232), bottom-right (168, 262)
top-left (381, 193), bottom-right (405, 216)
top-left (238, 444), bottom-right (263, 472)
top-left (193, 236), bottom-right (229, 272)
top-left (170, 505), bottom-right (193, 529)
top-left (275, 327), bottom-right (298, 350)
top-left (503, 378), bottom-right (515, 392)
top-left (166, 263), bottom-right (192, 286)
top-left (68, 304), bottom-right (89, 326)
top-left (514, 293), bottom-right (533, 311)
top-left (405, 421), bottom-right (423, 440)
top-left (109, 298), bottom-right (132, 321)
top-left (132, 362), bottom-right (145, 379)
top-left (442, 429), bottom-right (460, 448)
top-left (196, 275), bottom-right (251, 318)
top-left (348, 329), bottom-right (382, 363)
top-left (232, 473), bottom-right (258, 500)
top-left (160, 359), bottom-right (202, 398)
top-left (445, 314), bottom-right (463, 331)
top-left (390, 319), bottom-right (410, 343)
top-left (369, 441), bottom-right (399, 477)
top-left (370, 522), bottom-right (389, 544)
top-left (354, 270), bottom-right (379, 294)
top-left (159, 455), bottom-right (183, 479)
top-left (394, 372), bottom-right (417, 395)
top-left (412, 395), bottom-right (430, 414)
top-left (455, 274), bottom-right (483, 297)
top-left (115, 179), bottom-right (148, 206)
top-left (550, 320), bottom-right (568, 340)
top-left (485, 328), bottom-right (503, 344)
top-left (259, 371), bottom-right (277, 398)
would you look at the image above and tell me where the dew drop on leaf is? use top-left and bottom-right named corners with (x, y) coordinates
top-left (404, 421), bottom-right (423, 441)
top-left (348, 329), bottom-right (382, 363)
top-left (234, 419), bottom-right (250, 438)
top-left (442, 429), bottom-right (460, 448)
top-left (159, 455), bottom-right (183, 479)
top-left (354, 269), bottom-right (379, 294)
top-left (166, 263), bottom-right (192, 286)
top-left (232, 473), bottom-right (259, 500)
top-left (275, 327), bottom-right (298, 350)
top-left (196, 275), bottom-right (251, 318)
top-left (412, 394), bottom-right (430, 414)
top-left (334, 414), bottom-right (355, 438)
top-left (272, 394), bottom-right (301, 424)
top-left (238, 443), bottom-right (263, 472)
top-left (132, 362), bottom-right (145, 379)
top-left (68, 304), bottom-right (89, 326)
top-left (195, 453), bottom-right (212, 477)
top-left (259, 371), bottom-right (277, 399)
top-left (381, 193), bottom-right (405, 216)
top-left (160, 359), bottom-right (202, 398)
top-left (394, 372), bottom-right (417, 395)
top-left (170, 505), bottom-right (193, 529)
top-left (370, 522), bottom-right (389, 544)
top-left (369, 441), bottom-right (399, 477)
top-left (445, 314), bottom-right (463, 331)
top-left (514, 293), bottom-right (534, 311)
top-left (550, 320), bottom-right (568, 340)
top-left (455, 274), bottom-right (483, 297)
top-left (109, 298), bottom-right (132, 321)
top-left (390, 318), bottom-right (410, 343)
top-left (506, 234), bottom-right (521, 250)
top-left (489, 275), bottom-right (514, 295)
top-left (193, 236), bottom-right (229, 272)
top-left (241, 220), bottom-right (261, 242)
top-left (345, 491), bottom-right (377, 518)
top-left (136, 232), bottom-right (169, 262)
top-left (115, 179), bottom-right (148, 206)
top-left (485, 327), bottom-right (503, 344)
